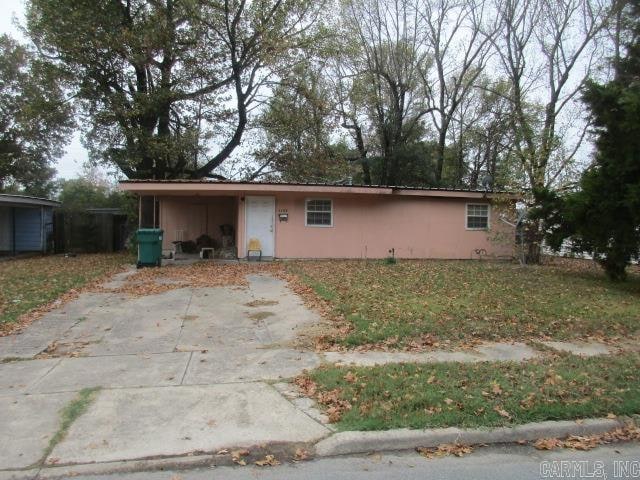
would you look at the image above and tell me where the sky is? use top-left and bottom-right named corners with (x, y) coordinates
top-left (2, 0), bottom-right (88, 179)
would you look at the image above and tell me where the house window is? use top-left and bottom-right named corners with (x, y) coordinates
top-left (305, 199), bottom-right (332, 227)
top-left (466, 204), bottom-right (489, 229)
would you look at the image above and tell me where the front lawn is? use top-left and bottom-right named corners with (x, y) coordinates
top-left (289, 259), bottom-right (640, 347)
top-left (299, 352), bottom-right (640, 431)
top-left (0, 254), bottom-right (131, 331)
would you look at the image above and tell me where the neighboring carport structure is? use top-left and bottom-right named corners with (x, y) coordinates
top-left (0, 194), bottom-right (60, 255)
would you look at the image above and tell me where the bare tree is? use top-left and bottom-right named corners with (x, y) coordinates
top-left (451, 78), bottom-right (515, 188)
top-left (329, 51), bottom-right (375, 184)
top-left (341, 0), bottom-right (433, 185)
top-left (418, 0), bottom-right (497, 185)
top-left (491, 0), bottom-right (611, 261)
top-left (493, 0), bottom-right (610, 190)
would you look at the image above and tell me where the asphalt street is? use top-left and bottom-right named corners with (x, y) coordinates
top-left (45, 442), bottom-right (640, 480)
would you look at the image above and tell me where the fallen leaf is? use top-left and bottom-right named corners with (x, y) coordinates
top-left (417, 443), bottom-right (474, 459)
top-left (255, 454), bottom-right (280, 467)
top-left (294, 448), bottom-right (310, 461)
top-left (491, 382), bottom-right (503, 396)
top-left (534, 438), bottom-right (563, 450)
top-left (343, 371), bottom-right (357, 383)
top-left (493, 406), bottom-right (512, 419)
top-left (231, 449), bottom-right (250, 465)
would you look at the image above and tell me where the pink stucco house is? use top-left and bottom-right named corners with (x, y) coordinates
top-left (119, 180), bottom-right (516, 260)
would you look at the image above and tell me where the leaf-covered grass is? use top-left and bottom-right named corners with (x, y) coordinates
top-left (0, 253), bottom-right (132, 326)
top-left (305, 353), bottom-right (640, 431)
top-left (290, 259), bottom-right (640, 346)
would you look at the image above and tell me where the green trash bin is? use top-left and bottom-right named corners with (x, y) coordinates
top-left (136, 228), bottom-right (164, 268)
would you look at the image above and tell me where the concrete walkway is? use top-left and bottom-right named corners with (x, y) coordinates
top-left (322, 340), bottom-right (618, 367)
top-left (0, 268), bottom-right (626, 476)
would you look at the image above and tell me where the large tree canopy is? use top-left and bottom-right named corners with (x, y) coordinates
top-left (17, 0), bottom-right (617, 204)
top-left (26, 0), bottom-right (326, 180)
top-left (0, 34), bottom-right (73, 196)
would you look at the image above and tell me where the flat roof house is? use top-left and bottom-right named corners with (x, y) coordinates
top-left (120, 180), bottom-right (517, 260)
top-left (0, 194), bottom-right (60, 255)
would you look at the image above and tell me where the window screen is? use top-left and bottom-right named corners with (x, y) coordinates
top-left (306, 199), bottom-right (332, 226)
top-left (467, 204), bottom-right (489, 229)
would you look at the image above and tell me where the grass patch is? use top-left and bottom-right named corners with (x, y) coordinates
top-left (249, 311), bottom-right (275, 321)
top-left (42, 387), bottom-right (100, 462)
top-left (302, 274), bottom-right (337, 302)
top-left (0, 356), bottom-right (30, 364)
top-left (290, 259), bottom-right (640, 346)
top-left (304, 353), bottom-right (640, 431)
top-left (0, 253), bottom-right (132, 327)
top-left (245, 299), bottom-right (279, 307)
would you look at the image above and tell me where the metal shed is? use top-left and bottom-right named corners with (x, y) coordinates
top-left (0, 194), bottom-right (60, 255)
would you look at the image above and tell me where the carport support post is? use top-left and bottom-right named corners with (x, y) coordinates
top-left (40, 205), bottom-right (45, 253)
top-left (11, 206), bottom-right (16, 255)
top-left (138, 196), bottom-right (142, 229)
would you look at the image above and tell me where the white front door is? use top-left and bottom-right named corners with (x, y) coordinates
top-left (245, 196), bottom-right (275, 257)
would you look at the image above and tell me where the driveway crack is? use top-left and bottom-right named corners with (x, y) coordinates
top-left (180, 351), bottom-right (194, 385)
top-left (26, 358), bottom-right (64, 393)
top-left (174, 290), bottom-right (194, 352)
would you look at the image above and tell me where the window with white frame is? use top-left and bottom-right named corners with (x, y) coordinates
top-left (466, 204), bottom-right (489, 229)
top-left (305, 199), bottom-right (332, 226)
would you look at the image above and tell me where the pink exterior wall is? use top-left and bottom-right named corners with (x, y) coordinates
top-left (270, 193), bottom-right (514, 259)
top-left (159, 196), bottom-right (237, 251)
top-left (154, 191), bottom-right (514, 260)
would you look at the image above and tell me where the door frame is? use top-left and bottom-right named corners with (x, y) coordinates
top-left (244, 195), bottom-right (276, 258)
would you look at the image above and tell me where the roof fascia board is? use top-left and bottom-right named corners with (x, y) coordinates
top-left (119, 182), bottom-right (393, 195)
top-left (119, 181), bottom-right (519, 200)
top-left (391, 189), bottom-right (519, 200)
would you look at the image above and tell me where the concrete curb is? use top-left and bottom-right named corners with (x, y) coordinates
top-left (0, 418), bottom-right (630, 478)
top-left (314, 418), bottom-right (628, 457)
top-left (20, 455), bottom-right (216, 480)
top-left (31, 455), bottom-right (216, 480)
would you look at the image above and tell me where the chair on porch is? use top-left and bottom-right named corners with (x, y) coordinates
top-left (170, 229), bottom-right (185, 259)
top-left (247, 238), bottom-right (262, 261)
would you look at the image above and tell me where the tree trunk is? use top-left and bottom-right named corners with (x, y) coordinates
top-left (353, 123), bottom-right (371, 184)
top-left (524, 217), bottom-right (544, 264)
top-left (435, 128), bottom-right (447, 184)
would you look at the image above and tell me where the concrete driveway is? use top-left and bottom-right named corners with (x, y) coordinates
top-left (0, 269), bottom-right (329, 475)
